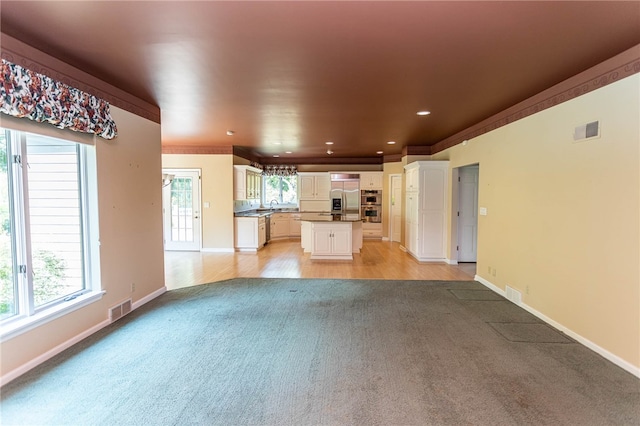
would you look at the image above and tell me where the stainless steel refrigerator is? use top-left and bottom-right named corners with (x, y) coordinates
top-left (330, 174), bottom-right (360, 213)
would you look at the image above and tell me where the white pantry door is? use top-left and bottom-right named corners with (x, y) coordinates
top-left (457, 165), bottom-right (479, 262)
top-left (390, 174), bottom-right (402, 242)
top-left (163, 169), bottom-right (201, 251)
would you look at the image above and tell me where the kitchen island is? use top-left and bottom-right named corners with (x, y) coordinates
top-left (300, 213), bottom-right (363, 260)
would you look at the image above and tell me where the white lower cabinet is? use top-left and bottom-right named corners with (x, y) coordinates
top-left (258, 219), bottom-right (266, 247)
top-left (362, 222), bottom-right (382, 238)
top-left (235, 216), bottom-right (266, 251)
top-left (269, 212), bottom-right (303, 240)
top-left (289, 214), bottom-right (302, 236)
top-left (270, 213), bottom-right (290, 239)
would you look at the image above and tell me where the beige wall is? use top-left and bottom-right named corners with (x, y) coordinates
top-left (162, 154), bottom-right (235, 250)
top-left (431, 74), bottom-right (640, 369)
top-left (1, 106), bottom-right (166, 378)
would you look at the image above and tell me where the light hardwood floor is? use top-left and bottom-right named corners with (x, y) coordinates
top-left (164, 239), bottom-right (476, 290)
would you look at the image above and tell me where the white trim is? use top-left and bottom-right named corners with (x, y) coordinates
top-left (474, 275), bottom-right (506, 297)
top-left (132, 286), bottom-right (167, 310)
top-left (382, 237), bottom-right (390, 241)
top-left (445, 258), bottom-right (458, 265)
top-left (0, 290), bottom-right (105, 342)
top-left (474, 275), bottom-right (640, 378)
top-left (200, 247), bottom-right (235, 253)
top-left (1, 286), bottom-right (167, 386)
top-left (0, 318), bottom-right (109, 387)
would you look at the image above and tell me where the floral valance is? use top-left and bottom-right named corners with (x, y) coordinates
top-left (263, 165), bottom-right (297, 177)
top-left (0, 59), bottom-right (117, 140)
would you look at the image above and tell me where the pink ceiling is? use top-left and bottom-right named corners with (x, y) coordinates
top-left (1, 1), bottom-right (639, 163)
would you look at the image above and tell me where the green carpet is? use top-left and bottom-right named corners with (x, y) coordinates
top-left (1, 278), bottom-right (639, 425)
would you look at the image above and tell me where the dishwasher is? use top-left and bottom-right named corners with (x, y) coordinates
top-left (265, 214), bottom-right (271, 243)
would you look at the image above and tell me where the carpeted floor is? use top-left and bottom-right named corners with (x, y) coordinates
top-left (1, 279), bottom-right (639, 425)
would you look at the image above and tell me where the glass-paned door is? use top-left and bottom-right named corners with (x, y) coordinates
top-left (162, 169), bottom-right (201, 251)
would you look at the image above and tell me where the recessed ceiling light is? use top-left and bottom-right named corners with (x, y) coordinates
top-left (226, 130), bottom-right (235, 135)
top-left (273, 142), bottom-right (282, 145)
top-left (376, 151), bottom-right (384, 155)
top-left (325, 141), bottom-right (334, 145)
top-left (387, 141), bottom-right (396, 145)
top-left (416, 111), bottom-right (431, 116)
top-left (326, 149), bottom-right (333, 155)
top-left (285, 151), bottom-right (292, 154)
top-left (273, 154), bottom-right (280, 157)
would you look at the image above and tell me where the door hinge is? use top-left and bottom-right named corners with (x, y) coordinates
top-left (13, 154), bottom-right (22, 165)
top-left (18, 264), bottom-right (27, 274)
top-left (457, 211), bottom-right (460, 216)
top-left (456, 246), bottom-right (459, 251)
top-left (458, 176), bottom-right (461, 182)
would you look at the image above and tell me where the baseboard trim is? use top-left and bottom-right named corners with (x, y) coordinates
top-left (381, 237), bottom-right (390, 241)
top-left (474, 275), bottom-right (640, 379)
top-left (0, 319), bottom-right (110, 387)
top-left (1, 286), bottom-right (168, 387)
top-left (200, 248), bottom-right (235, 253)
top-left (132, 286), bottom-right (167, 310)
top-left (445, 258), bottom-right (458, 265)
top-left (399, 245), bottom-right (408, 252)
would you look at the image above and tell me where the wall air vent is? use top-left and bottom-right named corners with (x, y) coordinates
top-left (109, 299), bottom-right (133, 322)
top-left (505, 285), bottom-right (522, 305)
top-left (573, 120), bottom-right (600, 142)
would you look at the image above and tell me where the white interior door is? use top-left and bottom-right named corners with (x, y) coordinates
top-left (457, 165), bottom-right (479, 262)
top-left (162, 169), bottom-right (201, 251)
top-left (390, 174), bottom-right (402, 242)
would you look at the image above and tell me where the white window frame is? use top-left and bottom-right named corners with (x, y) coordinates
top-left (0, 128), bottom-right (103, 342)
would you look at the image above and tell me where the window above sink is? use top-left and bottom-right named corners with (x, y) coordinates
top-left (263, 175), bottom-right (298, 208)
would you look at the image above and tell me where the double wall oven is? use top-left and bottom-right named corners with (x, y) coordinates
top-left (360, 190), bottom-right (382, 223)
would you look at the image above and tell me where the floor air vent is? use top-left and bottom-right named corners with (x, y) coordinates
top-left (109, 299), bottom-right (132, 322)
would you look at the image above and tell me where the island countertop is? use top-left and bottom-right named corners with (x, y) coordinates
top-left (300, 212), bottom-right (362, 222)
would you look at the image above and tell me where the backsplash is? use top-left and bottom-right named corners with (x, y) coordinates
top-left (234, 199), bottom-right (261, 213)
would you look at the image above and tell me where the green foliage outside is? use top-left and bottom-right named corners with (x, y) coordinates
top-left (264, 176), bottom-right (297, 204)
top-left (0, 130), bottom-right (68, 317)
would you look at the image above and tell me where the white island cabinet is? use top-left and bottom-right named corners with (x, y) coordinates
top-left (311, 223), bottom-right (352, 258)
top-left (301, 214), bottom-right (363, 260)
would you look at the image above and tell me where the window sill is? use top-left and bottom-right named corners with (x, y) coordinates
top-left (0, 290), bottom-right (106, 342)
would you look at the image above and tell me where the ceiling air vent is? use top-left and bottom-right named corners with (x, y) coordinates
top-left (573, 120), bottom-right (600, 141)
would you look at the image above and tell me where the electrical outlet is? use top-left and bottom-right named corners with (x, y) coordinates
top-left (526, 285), bottom-right (530, 295)
top-left (131, 283), bottom-right (136, 293)
top-left (492, 268), bottom-right (496, 277)
top-left (488, 266), bottom-right (492, 274)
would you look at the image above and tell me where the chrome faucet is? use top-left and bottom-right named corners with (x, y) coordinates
top-left (269, 199), bottom-right (279, 208)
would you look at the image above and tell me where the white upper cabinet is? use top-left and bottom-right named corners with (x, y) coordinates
top-left (405, 167), bottom-right (419, 192)
top-left (360, 172), bottom-right (383, 190)
top-left (234, 165), bottom-right (263, 200)
top-left (298, 173), bottom-right (330, 200)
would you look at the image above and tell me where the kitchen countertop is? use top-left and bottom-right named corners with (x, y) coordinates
top-left (234, 208), bottom-right (301, 218)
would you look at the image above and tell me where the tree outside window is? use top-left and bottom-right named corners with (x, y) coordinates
top-left (264, 175), bottom-right (297, 205)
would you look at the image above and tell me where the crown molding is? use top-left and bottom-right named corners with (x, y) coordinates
top-left (0, 32), bottom-right (161, 124)
top-left (430, 44), bottom-right (640, 154)
top-left (403, 145), bottom-right (432, 156)
top-left (260, 156), bottom-right (383, 166)
top-left (163, 145), bottom-right (233, 155)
